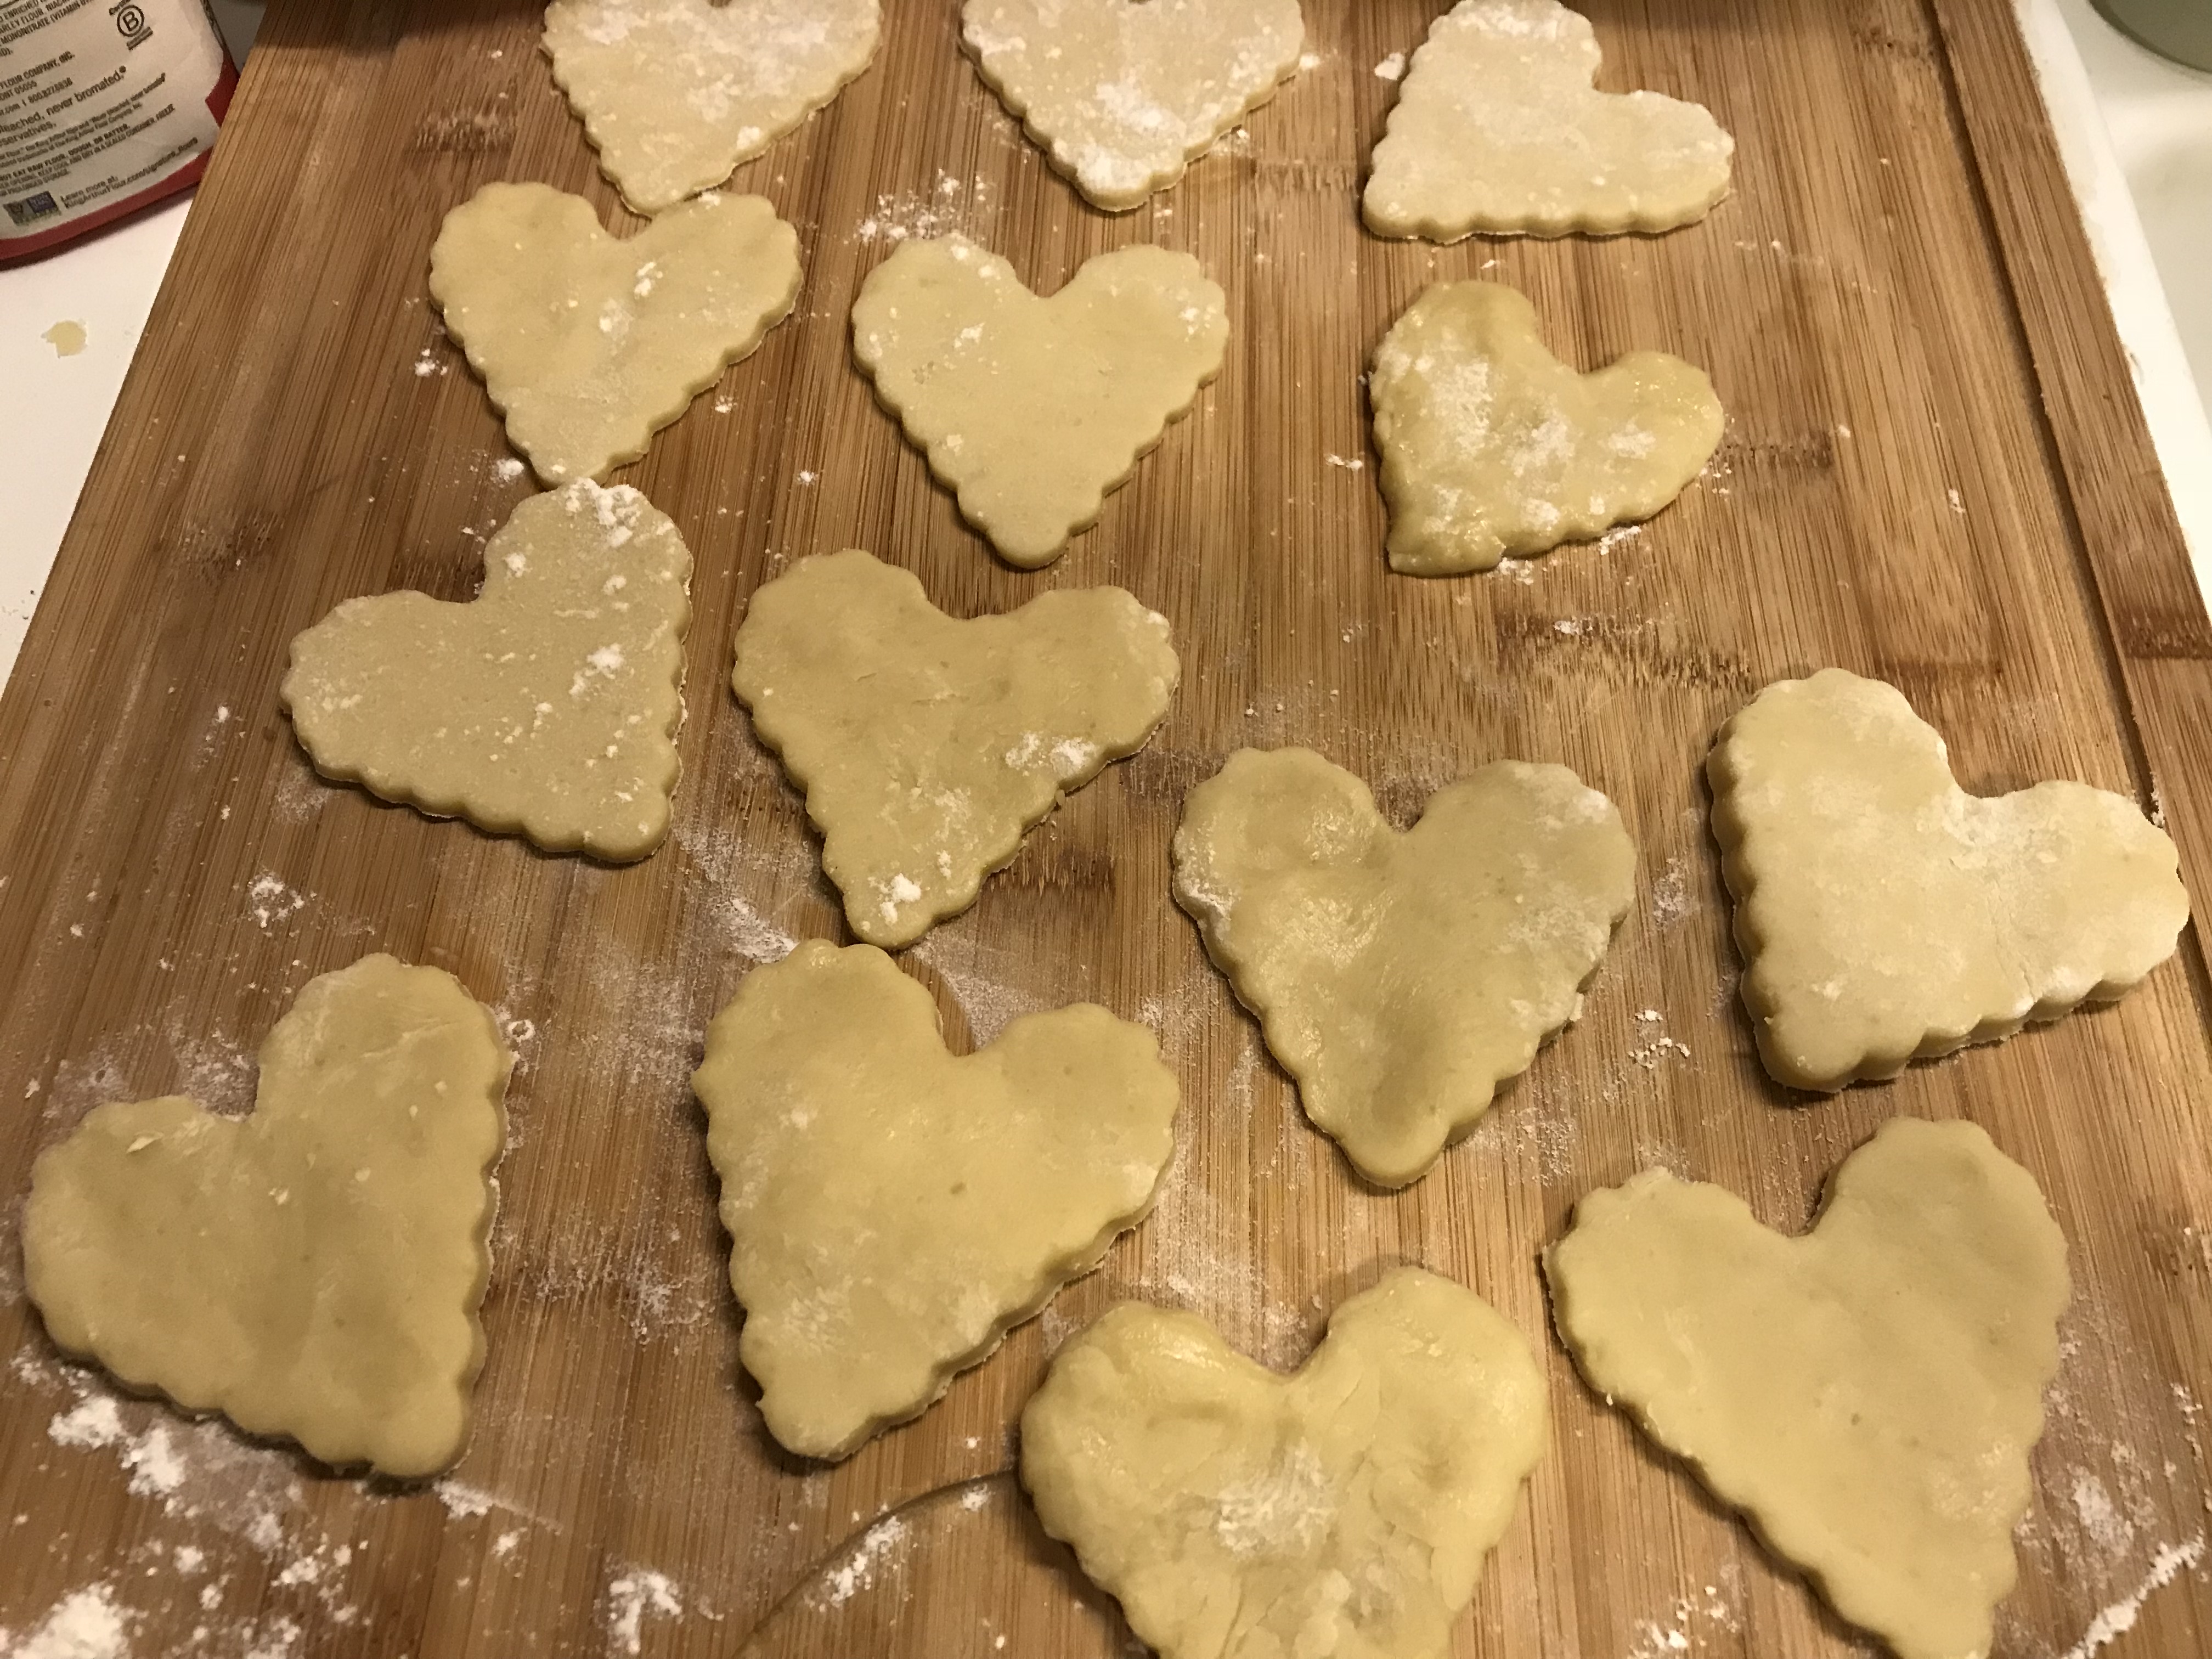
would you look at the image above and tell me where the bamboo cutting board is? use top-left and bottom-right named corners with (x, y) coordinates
top-left (3, 2), bottom-right (2210, 1655)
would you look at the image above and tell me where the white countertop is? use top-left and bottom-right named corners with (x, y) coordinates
top-left (1, 1), bottom-right (2207, 692)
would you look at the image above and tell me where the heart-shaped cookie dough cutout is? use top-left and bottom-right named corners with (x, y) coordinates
top-left (1173, 748), bottom-right (1634, 1188)
top-left (853, 236), bottom-right (1228, 567)
top-left (283, 481), bottom-right (692, 863)
top-left (1370, 279), bottom-right (1722, 574)
top-left (1709, 668), bottom-right (2190, 1090)
top-left (22, 955), bottom-right (511, 1479)
top-left (732, 549), bottom-right (1178, 947)
top-left (693, 940), bottom-right (1178, 1460)
top-left (962, 0), bottom-right (1305, 211)
top-left (1546, 1117), bottom-right (2069, 1659)
top-left (1365, 0), bottom-right (1733, 242)
top-left (430, 182), bottom-right (800, 484)
top-left (544, 0), bottom-right (882, 215)
top-left (1022, 1267), bottom-right (1547, 1659)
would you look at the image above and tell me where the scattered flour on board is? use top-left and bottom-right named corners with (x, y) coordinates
top-left (604, 1570), bottom-right (682, 1657)
top-left (855, 172), bottom-right (990, 244)
top-left (808, 1516), bottom-right (911, 1611)
top-left (2058, 1535), bottom-right (2206, 1659)
top-left (492, 458), bottom-right (527, 484)
top-left (0, 1584), bottom-right (132, 1659)
top-left (1618, 1570), bottom-right (1743, 1658)
top-left (433, 1481), bottom-right (497, 1520)
top-left (1374, 50), bottom-right (1406, 80)
top-left (245, 874), bottom-right (309, 932)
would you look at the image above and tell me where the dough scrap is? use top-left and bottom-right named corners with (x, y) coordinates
top-left (22, 955), bottom-right (511, 1479)
top-left (283, 481), bottom-right (692, 863)
top-left (1370, 280), bottom-right (1722, 575)
top-left (693, 940), bottom-right (1178, 1460)
top-left (543, 0), bottom-right (881, 215)
top-left (1545, 1117), bottom-right (2068, 1659)
top-left (852, 236), bottom-right (1228, 567)
top-left (1709, 668), bottom-right (2190, 1090)
top-left (962, 0), bottom-right (1305, 211)
top-left (1364, 0), bottom-right (1733, 242)
top-left (1172, 748), bottom-right (1633, 1188)
top-left (430, 181), bottom-right (800, 484)
top-left (731, 549), bottom-right (1178, 948)
top-left (1022, 1267), bottom-right (1547, 1659)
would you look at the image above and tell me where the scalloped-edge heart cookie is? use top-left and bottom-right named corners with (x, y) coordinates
top-left (853, 236), bottom-right (1228, 567)
top-left (1173, 748), bottom-right (1634, 1188)
top-left (430, 182), bottom-right (800, 484)
top-left (283, 481), bottom-right (692, 863)
top-left (1022, 1267), bottom-right (1547, 1659)
top-left (22, 955), bottom-right (512, 1479)
top-left (731, 549), bottom-right (1178, 948)
top-left (1547, 1117), bottom-right (2069, 1659)
top-left (1365, 0), bottom-right (1733, 242)
top-left (693, 941), bottom-right (1179, 1460)
top-left (544, 0), bottom-right (882, 215)
top-left (1709, 668), bottom-right (2190, 1090)
top-left (962, 0), bottom-right (1305, 211)
top-left (1371, 279), bottom-right (1722, 575)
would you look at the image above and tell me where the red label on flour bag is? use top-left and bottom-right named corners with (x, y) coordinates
top-left (0, 0), bottom-right (237, 263)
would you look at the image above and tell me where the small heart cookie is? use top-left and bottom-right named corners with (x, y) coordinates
top-left (430, 182), bottom-right (800, 484)
top-left (1370, 280), bottom-right (1723, 574)
top-left (962, 0), bottom-right (1305, 211)
top-left (1709, 668), bottom-right (2190, 1090)
top-left (544, 0), bottom-right (882, 214)
top-left (283, 481), bottom-right (692, 863)
top-left (1173, 748), bottom-right (1634, 1188)
top-left (731, 549), bottom-right (1178, 948)
top-left (853, 236), bottom-right (1228, 567)
top-left (1022, 1267), bottom-right (1547, 1659)
top-left (693, 941), bottom-right (1178, 1460)
top-left (1546, 1117), bottom-right (2069, 1659)
top-left (1365, 0), bottom-right (1733, 242)
top-left (23, 955), bottom-right (511, 1479)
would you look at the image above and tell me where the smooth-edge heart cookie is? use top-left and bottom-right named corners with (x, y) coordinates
top-left (1022, 1267), bottom-right (1547, 1659)
top-left (732, 549), bottom-right (1179, 948)
top-left (429, 182), bottom-right (801, 484)
top-left (853, 236), bottom-right (1229, 567)
top-left (1364, 0), bottom-right (1733, 242)
top-left (1545, 1117), bottom-right (2069, 1659)
top-left (1173, 748), bottom-right (1634, 1188)
top-left (694, 940), bottom-right (1178, 1460)
top-left (282, 481), bottom-right (693, 863)
top-left (22, 955), bottom-right (512, 1479)
top-left (544, 0), bottom-right (882, 215)
top-left (962, 0), bottom-right (1306, 211)
top-left (1709, 668), bottom-right (2190, 1090)
top-left (1370, 279), bottom-right (1723, 574)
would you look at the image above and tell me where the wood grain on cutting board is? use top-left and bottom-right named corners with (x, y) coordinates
top-left (2, 1), bottom-right (2208, 1655)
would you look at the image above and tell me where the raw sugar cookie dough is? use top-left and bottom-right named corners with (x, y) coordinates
top-left (1370, 280), bottom-right (1722, 574)
top-left (1022, 1267), bottom-right (1547, 1659)
top-left (283, 481), bottom-right (692, 863)
top-left (430, 182), bottom-right (801, 484)
top-left (544, 0), bottom-right (882, 214)
top-left (1547, 1118), bottom-right (2069, 1659)
top-left (1709, 668), bottom-right (2190, 1089)
top-left (23, 955), bottom-right (512, 1479)
top-left (1365, 0), bottom-right (1733, 241)
top-left (693, 941), bottom-right (1178, 1460)
top-left (852, 236), bottom-right (1228, 567)
top-left (732, 549), bottom-right (1178, 949)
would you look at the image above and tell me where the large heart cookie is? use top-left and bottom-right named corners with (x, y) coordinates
top-left (283, 481), bottom-right (692, 863)
top-left (1370, 280), bottom-right (1722, 574)
top-left (1022, 1267), bottom-right (1546, 1659)
top-left (962, 0), bottom-right (1305, 211)
top-left (1709, 668), bottom-right (2190, 1090)
top-left (732, 549), bottom-right (1178, 947)
top-left (1365, 0), bottom-right (1733, 242)
top-left (544, 0), bottom-right (882, 215)
top-left (853, 236), bottom-right (1228, 567)
top-left (1173, 748), bottom-right (1633, 1188)
top-left (430, 182), bottom-right (800, 484)
top-left (22, 955), bottom-right (511, 1479)
top-left (693, 941), bottom-right (1178, 1460)
top-left (1545, 1117), bottom-right (2069, 1659)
